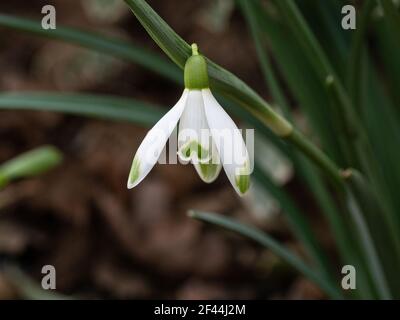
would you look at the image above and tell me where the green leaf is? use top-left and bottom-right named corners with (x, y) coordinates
top-left (297, 0), bottom-right (350, 75)
top-left (0, 145), bottom-right (62, 188)
top-left (0, 92), bottom-right (163, 126)
top-left (345, 186), bottom-right (391, 299)
top-left (271, 0), bottom-right (368, 169)
top-left (247, 1), bottom-right (344, 164)
top-left (0, 13), bottom-right (181, 83)
top-left (253, 165), bottom-right (338, 292)
top-left (188, 210), bottom-right (343, 299)
top-left (380, 0), bottom-right (400, 50)
top-left (239, 0), bottom-right (384, 298)
top-left (344, 168), bottom-right (400, 297)
top-left (347, 0), bottom-right (374, 112)
top-left (374, 12), bottom-right (400, 117)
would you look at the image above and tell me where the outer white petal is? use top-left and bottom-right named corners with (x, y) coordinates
top-left (127, 90), bottom-right (188, 188)
top-left (202, 89), bottom-right (251, 195)
top-left (178, 90), bottom-right (211, 164)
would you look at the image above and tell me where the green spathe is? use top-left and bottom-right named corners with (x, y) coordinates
top-left (184, 43), bottom-right (209, 89)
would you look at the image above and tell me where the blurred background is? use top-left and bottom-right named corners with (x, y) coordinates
top-left (0, 0), bottom-right (340, 299)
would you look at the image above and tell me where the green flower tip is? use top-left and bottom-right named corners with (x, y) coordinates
top-left (127, 157), bottom-right (140, 189)
top-left (184, 43), bottom-right (209, 90)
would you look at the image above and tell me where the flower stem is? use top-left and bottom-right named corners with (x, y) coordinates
top-left (286, 129), bottom-right (344, 189)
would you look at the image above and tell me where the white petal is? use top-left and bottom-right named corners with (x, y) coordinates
top-left (127, 90), bottom-right (189, 188)
top-left (202, 89), bottom-right (251, 195)
top-left (178, 90), bottom-right (212, 164)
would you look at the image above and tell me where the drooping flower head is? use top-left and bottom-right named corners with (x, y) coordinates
top-left (128, 44), bottom-right (251, 195)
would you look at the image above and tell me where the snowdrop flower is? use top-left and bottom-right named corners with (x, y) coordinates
top-left (128, 44), bottom-right (251, 195)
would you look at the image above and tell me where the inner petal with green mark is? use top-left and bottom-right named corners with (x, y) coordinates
top-left (178, 89), bottom-right (212, 164)
top-left (178, 140), bottom-right (211, 163)
top-left (192, 141), bottom-right (222, 183)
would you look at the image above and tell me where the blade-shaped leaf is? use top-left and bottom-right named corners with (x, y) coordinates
top-left (0, 92), bottom-right (163, 126)
top-left (188, 210), bottom-right (342, 299)
top-left (0, 13), bottom-right (181, 83)
top-left (0, 145), bottom-right (62, 188)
